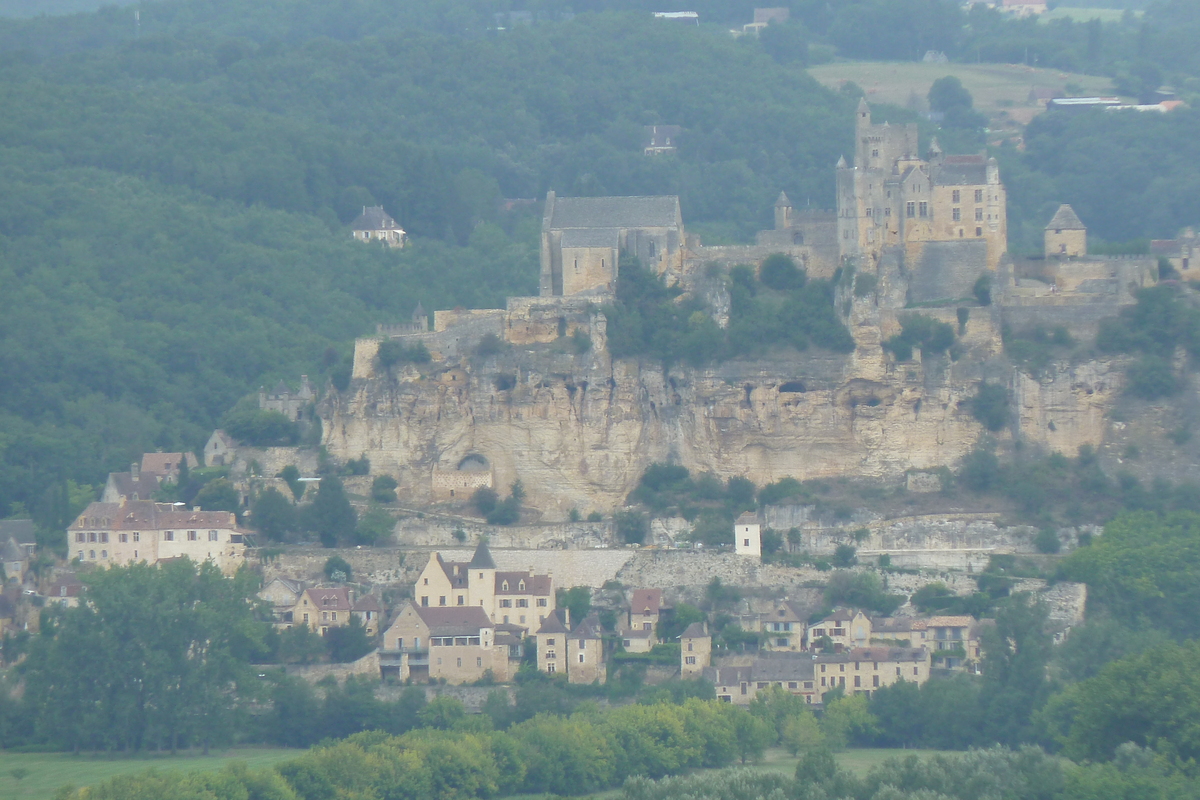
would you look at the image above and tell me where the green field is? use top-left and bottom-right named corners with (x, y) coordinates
top-left (0, 745), bottom-right (949, 800)
top-left (0, 748), bottom-right (299, 800)
top-left (808, 61), bottom-right (1113, 129)
top-left (1041, 7), bottom-right (1138, 23)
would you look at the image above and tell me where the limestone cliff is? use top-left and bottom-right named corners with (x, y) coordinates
top-left (320, 290), bottom-right (1123, 520)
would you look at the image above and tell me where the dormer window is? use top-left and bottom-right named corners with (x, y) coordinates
top-left (518, 580), bottom-right (525, 591)
top-left (502, 581), bottom-right (509, 591)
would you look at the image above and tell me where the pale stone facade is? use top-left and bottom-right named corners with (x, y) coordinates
top-left (1044, 205), bottom-right (1087, 258)
top-left (69, 500), bottom-right (246, 574)
top-left (807, 609), bottom-right (872, 652)
top-left (381, 601), bottom-right (513, 683)
top-left (566, 615), bottom-right (606, 684)
top-left (710, 646), bottom-right (930, 705)
top-left (412, 543), bottom-right (553, 636)
top-left (734, 513), bottom-right (762, 557)
top-left (680, 622), bottom-right (711, 677)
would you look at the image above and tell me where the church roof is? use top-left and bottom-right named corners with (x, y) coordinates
top-left (559, 228), bottom-right (620, 248)
top-left (468, 540), bottom-right (496, 570)
top-left (546, 195), bottom-right (680, 230)
top-left (1046, 204), bottom-right (1085, 230)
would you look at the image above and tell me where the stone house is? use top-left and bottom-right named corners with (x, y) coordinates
top-left (642, 125), bottom-right (681, 156)
top-left (566, 614), bottom-right (606, 685)
top-left (0, 520), bottom-right (36, 584)
top-left (351, 206), bottom-right (407, 247)
top-left (628, 587), bottom-right (664, 633)
top-left (759, 600), bottom-right (806, 652)
top-left (680, 621), bottom-right (711, 677)
top-left (535, 608), bottom-right (570, 677)
top-left (806, 609), bottom-right (872, 652)
top-left (259, 577), bottom-right (306, 627)
top-left (204, 430), bottom-right (238, 467)
top-left (352, 594), bottom-right (383, 637)
top-left (259, 376), bottom-right (316, 422)
top-left (381, 602), bottom-right (513, 683)
top-left (734, 512), bottom-right (761, 557)
top-left (413, 542), bottom-right (554, 636)
top-left (101, 462), bottom-right (163, 503)
top-left (708, 658), bottom-right (818, 706)
top-left (814, 646), bottom-right (930, 696)
top-left (1152, 228), bottom-right (1199, 280)
top-left (140, 452), bottom-right (198, 483)
top-left (285, 586), bottom-right (355, 636)
top-left (926, 615), bottom-right (982, 671)
top-left (44, 572), bottom-right (83, 607)
top-left (68, 500), bottom-right (247, 574)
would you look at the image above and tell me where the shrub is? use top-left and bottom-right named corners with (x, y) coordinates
top-left (759, 253), bottom-right (806, 291)
top-left (973, 274), bottom-right (992, 306)
top-left (972, 382), bottom-right (1009, 431)
top-left (345, 454), bottom-right (371, 475)
top-left (371, 475), bottom-right (398, 503)
top-left (1126, 355), bottom-right (1178, 398)
top-left (472, 487), bottom-right (499, 515)
top-left (853, 273), bottom-right (877, 298)
top-left (884, 314), bottom-right (955, 361)
top-left (615, 511), bottom-right (648, 544)
top-left (832, 544), bottom-right (858, 567)
top-left (222, 408), bottom-right (300, 446)
top-left (1034, 528), bottom-right (1061, 554)
top-left (476, 333), bottom-right (504, 356)
top-left (324, 555), bottom-right (353, 582)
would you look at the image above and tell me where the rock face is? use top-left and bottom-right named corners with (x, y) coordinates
top-left (322, 296), bottom-right (1118, 521)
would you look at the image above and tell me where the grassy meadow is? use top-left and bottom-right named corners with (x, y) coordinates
top-left (808, 61), bottom-right (1113, 128)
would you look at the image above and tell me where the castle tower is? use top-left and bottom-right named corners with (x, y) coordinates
top-left (774, 191), bottom-right (793, 231)
top-left (1045, 204), bottom-right (1086, 258)
top-left (734, 512), bottom-right (761, 557)
top-left (680, 621), bottom-right (711, 677)
top-left (468, 539), bottom-right (497, 617)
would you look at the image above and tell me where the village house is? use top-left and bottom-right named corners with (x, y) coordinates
top-left (758, 599), bottom-right (807, 652)
top-left (352, 593), bottom-right (383, 637)
top-left (535, 608), bottom-right (570, 677)
top-left (44, 572), bottom-right (83, 607)
top-left (566, 614), bottom-right (606, 685)
top-left (68, 500), bottom-right (247, 573)
top-left (258, 577), bottom-right (306, 627)
top-left (259, 376), bottom-right (316, 422)
top-left (381, 602), bottom-right (513, 683)
top-left (806, 609), bottom-right (872, 651)
top-left (0, 520), bottom-right (36, 584)
top-left (140, 452), bottom-right (199, 483)
top-left (871, 614), bottom-right (987, 673)
top-left (351, 206), bottom-right (408, 247)
top-left (204, 430), bottom-right (238, 467)
top-left (620, 588), bottom-right (665, 652)
top-left (734, 512), bottom-right (762, 557)
top-left (680, 621), bottom-right (711, 677)
top-left (283, 586), bottom-right (355, 635)
top-left (709, 645), bottom-right (931, 706)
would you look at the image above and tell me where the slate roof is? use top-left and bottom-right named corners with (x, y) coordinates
top-left (0, 539), bottom-right (25, 563)
top-left (352, 594), bottom-right (383, 613)
top-left (571, 614), bottom-right (603, 640)
top-left (1046, 204), bottom-right (1085, 230)
top-left (0, 520), bottom-right (35, 544)
top-left (496, 572), bottom-right (552, 595)
top-left (736, 511), bottom-right (759, 524)
top-left (931, 155), bottom-right (988, 186)
top-left (775, 191), bottom-right (791, 208)
top-left (414, 605), bottom-right (494, 636)
top-left (546, 195), bottom-right (681, 230)
top-left (73, 501), bottom-right (240, 532)
top-left (536, 609), bottom-right (570, 635)
top-left (468, 540), bottom-right (497, 569)
top-left (559, 228), bottom-right (620, 248)
top-left (926, 615), bottom-right (974, 628)
top-left (680, 622), bottom-right (708, 639)
top-left (107, 471), bottom-right (162, 502)
top-left (351, 206), bottom-right (401, 231)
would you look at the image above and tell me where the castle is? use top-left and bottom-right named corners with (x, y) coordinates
top-left (320, 102), bottom-right (1159, 518)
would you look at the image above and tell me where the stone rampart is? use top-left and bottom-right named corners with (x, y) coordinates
top-left (395, 517), bottom-right (617, 550)
top-left (283, 651), bottom-right (381, 684)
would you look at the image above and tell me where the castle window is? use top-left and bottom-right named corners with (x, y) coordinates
top-left (884, 207), bottom-right (890, 217)
top-left (537, 598), bottom-right (547, 607)
top-left (686, 656), bottom-right (696, 665)
top-left (119, 533), bottom-right (128, 543)
top-left (975, 208), bottom-right (983, 222)
top-left (88, 532), bottom-right (96, 543)
top-left (164, 531), bottom-right (174, 541)
top-left (976, 227), bottom-right (983, 237)
top-left (871, 149), bottom-right (879, 158)
top-left (209, 530), bottom-right (219, 541)
top-left (439, 596), bottom-right (446, 606)
top-left (975, 189), bottom-right (983, 202)
top-left (76, 532), bottom-right (85, 543)
top-left (919, 202), bottom-right (928, 217)
top-left (187, 530), bottom-right (197, 541)
top-left (906, 202), bottom-right (915, 218)
top-left (133, 532), bottom-right (139, 542)
top-left (952, 208), bottom-right (961, 222)
top-left (573, 259), bottom-right (578, 272)
top-left (952, 190), bottom-right (961, 203)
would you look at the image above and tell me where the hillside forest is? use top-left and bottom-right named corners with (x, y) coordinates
top-left (0, 0), bottom-right (1199, 534)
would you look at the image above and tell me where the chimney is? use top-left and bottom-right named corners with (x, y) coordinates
top-left (131, 461), bottom-right (140, 479)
